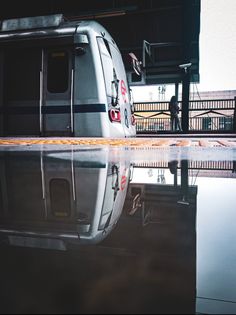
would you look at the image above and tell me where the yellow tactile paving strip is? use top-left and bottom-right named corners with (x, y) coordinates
top-left (0, 138), bottom-right (236, 148)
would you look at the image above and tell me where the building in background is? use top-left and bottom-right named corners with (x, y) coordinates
top-left (190, 90), bottom-right (236, 100)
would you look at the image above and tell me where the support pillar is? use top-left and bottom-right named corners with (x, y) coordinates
top-left (175, 83), bottom-right (179, 101)
top-left (182, 69), bottom-right (191, 133)
top-left (181, 0), bottom-right (193, 134)
top-left (181, 160), bottom-right (189, 198)
top-left (233, 161), bottom-right (236, 174)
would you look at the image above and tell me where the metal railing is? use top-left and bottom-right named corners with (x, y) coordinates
top-left (135, 98), bottom-right (236, 133)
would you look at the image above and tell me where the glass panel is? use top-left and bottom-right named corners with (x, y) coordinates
top-left (4, 48), bottom-right (41, 101)
top-left (47, 51), bottom-right (69, 94)
top-left (7, 158), bottom-right (44, 219)
top-left (50, 179), bottom-right (71, 218)
top-left (202, 117), bottom-right (212, 131)
top-left (224, 117), bottom-right (233, 131)
top-left (97, 38), bottom-right (114, 97)
top-left (219, 117), bottom-right (225, 130)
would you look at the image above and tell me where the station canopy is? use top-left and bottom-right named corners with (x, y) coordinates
top-left (0, 0), bottom-right (200, 86)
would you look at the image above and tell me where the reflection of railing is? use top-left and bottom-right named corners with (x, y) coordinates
top-left (135, 98), bottom-right (236, 133)
top-left (134, 160), bottom-right (234, 171)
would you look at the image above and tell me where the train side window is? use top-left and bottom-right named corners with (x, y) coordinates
top-left (47, 51), bottom-right (69, 94)
top-left (50, 179), bottom-right (71, 218)
top-left (97, 38), bottom-right (114, 97)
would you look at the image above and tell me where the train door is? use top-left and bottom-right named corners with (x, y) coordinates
top-left (42, 48), bottom-right (74, 136)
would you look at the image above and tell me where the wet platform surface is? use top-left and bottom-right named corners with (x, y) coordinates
top-left (0, 141), bottom-right (235, 314)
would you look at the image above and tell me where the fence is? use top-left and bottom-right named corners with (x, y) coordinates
top-left (135, 98), bottom-right (236, 133)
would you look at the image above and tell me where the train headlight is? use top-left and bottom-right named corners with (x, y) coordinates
top-left (109, 109), bottom-right (121, 123)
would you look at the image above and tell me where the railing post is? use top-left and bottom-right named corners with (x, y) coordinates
top-left (234, 97), bottom-right (236, 133)
top-left (180, 160), bottom-right (189, 204)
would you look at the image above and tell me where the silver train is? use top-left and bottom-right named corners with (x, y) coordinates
top-left (0, 14), bottom-right (136, 137)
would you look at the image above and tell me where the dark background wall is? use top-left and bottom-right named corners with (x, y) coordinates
top-left (0, 0), bottom-right (201, 84)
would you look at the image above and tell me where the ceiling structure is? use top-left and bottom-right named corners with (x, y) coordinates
top-left (0, 0), bottom-right (201, 86)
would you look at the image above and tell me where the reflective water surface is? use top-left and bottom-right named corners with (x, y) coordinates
top-left (0, 146), bottom-right (235, 314)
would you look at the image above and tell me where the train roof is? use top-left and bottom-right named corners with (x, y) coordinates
top-left (0, 14), bottom-right (117, 45)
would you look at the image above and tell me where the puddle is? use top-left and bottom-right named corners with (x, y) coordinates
top-left (0, 146), bottom-right (235, 314)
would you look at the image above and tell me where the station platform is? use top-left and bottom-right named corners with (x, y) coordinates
top-left (0, 137), bottom-right (235, 148)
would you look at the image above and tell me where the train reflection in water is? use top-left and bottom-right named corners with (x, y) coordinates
top-left (0, 149), bottom-right (131, 249)
top-left (0, 150), bottom-right (199, 314)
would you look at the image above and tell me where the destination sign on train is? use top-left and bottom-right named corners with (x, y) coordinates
top-left (1, 14), bottom-right (64, 32)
